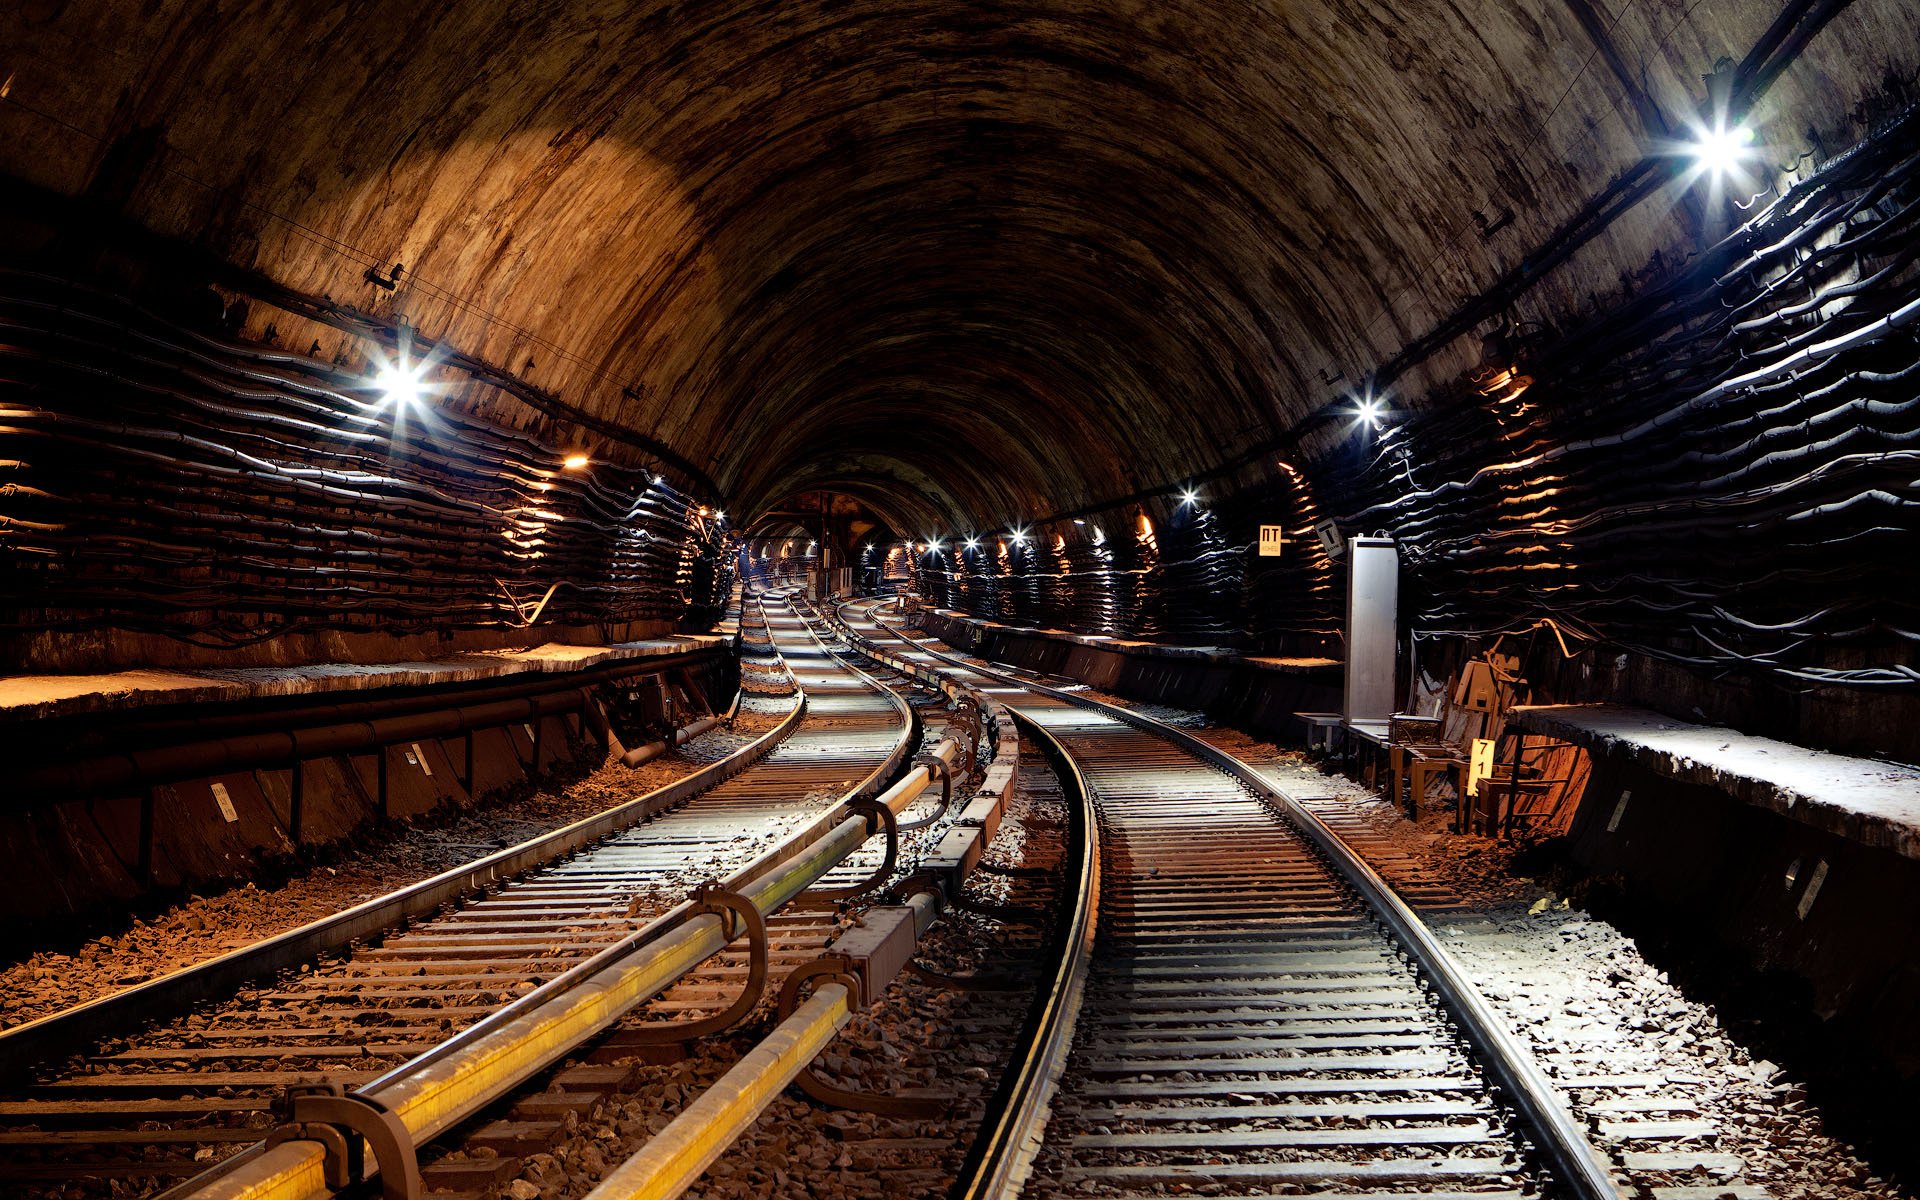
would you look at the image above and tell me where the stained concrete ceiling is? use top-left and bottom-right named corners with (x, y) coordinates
top-left (2, 0), bottom-right (1910, 533)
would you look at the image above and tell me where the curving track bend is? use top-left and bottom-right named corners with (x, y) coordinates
top-left (836, 597), bottom-right (1619, 1200)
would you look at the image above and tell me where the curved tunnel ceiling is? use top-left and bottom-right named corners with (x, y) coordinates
top-left (2, 0), bottom-right (1909, 528)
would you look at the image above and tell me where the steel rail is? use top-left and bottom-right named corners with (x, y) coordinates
top-left (946, 708), bottom-right (1100, 1200)
top-left (0, 636), bottom-right (798, 1086)
top-left (572, 603), bottom-right (1030, 1200)
top-left (156, 594), bottom-right (933, 1200)
top-left (344, 597), bottom-right (873, 1099)
top-left (846, 602), bottom-right (1624, 1200)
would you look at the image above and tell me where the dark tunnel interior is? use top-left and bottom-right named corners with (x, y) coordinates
top-left (3, 0), bottom-right (1918, 752)
top-left (3, 1), bottom-right (1920, 1197)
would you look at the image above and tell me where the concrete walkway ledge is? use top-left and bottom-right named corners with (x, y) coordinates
top-left (0, 633), bottom-right (734, 723)
top-left (918, 607), bottom-right (1339, 675)
top-left (1511, 703), bottom-right (1920, 861)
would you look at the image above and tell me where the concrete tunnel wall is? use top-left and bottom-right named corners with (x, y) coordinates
top-left (1, 9), bottom-right (1919, 822)
top-left (1, 0), bottom-right (1920, 1127)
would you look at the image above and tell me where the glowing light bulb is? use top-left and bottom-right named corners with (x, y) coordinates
top-left (562, 453), bottom-right (590, 470)
top-left (1689, 119), bottom-right (1755, 181)
top-left (1178, 488), bottom-right (1198, 506)
top-left (1354, 395), bottom-right (1386, 430)
top-left (373, 362), bottom-right (428, 408)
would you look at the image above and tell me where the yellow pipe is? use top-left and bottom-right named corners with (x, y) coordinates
top-left (582, 984), bottom-right (853, 1200)
top-left (180, 713), bottom-right (961, 1200)
top-left (575, 789), bottom-right (960, 1200)
top-left (184, 806), bottom-right (876, 1200)
top-left (176, 1143), bottom-right (327, 1200)
top-left (872, 734), bottom-right (960, 816)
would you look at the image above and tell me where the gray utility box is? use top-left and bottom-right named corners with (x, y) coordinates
top-left (1343, 536), bottom-right (1399, 723)
top-left (827, 905), bottom-right (918, 1004)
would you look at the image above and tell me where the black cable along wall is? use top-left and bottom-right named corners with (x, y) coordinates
top-left (1332, 102), bottom-right (1920, 691)
top-left (912, 104), bottom-right (1920, 703)
top-left (901, 499), bottom-right (1301, 649)
top-left (0, 271), bottom-right (736, 652)
top-left (739, 538), bottom-right (819, 591)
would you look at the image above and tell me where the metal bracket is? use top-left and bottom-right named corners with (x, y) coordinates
top-left (898, 753), bottom-right (952, 831)
top-left (882, 868), bottom-right (950, 908)
top-left (266, 1082), bottom-right (421, 1200)
top-left (777, 958), bottom-right (945, 1118)
top-left (951, 695), bottom-right (985, 760)
top-left (797, 799), bottom-right (898, 906)
top-left (626, 882), bottom-right (769, 1044)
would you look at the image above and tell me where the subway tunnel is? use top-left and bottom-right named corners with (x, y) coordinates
top-left (1, 1), bottom-right (1919, 1198)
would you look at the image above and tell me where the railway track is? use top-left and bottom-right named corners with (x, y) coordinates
top-left (833, 598), bottom-right (1624, 1200)
top-left (0, 594), bottom-right (921, 1198)
top-left (6, 585), bottom-right (1728, 1200)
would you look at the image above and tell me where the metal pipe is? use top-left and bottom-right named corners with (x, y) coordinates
top-left (618, 715), bottom-right (725, 768)
top-left (582, 984), bottom-right (854, 1200)
top-left (164, 601), bottom-right (905, 1200)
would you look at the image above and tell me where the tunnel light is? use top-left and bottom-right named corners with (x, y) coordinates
top-left (372, 360), bottom-right (430, 409)
top-left (1353, 394), bottom-right (1386, 431)
top-left (1178, 487), bottom-right (1199, 507)
top-left (715, 510), bottom-right (726, 520)
top-left (1011, 528), bottom-right (1029, 546)
top-left (1687, 118), bottom-right (1755, 182)
top-left (965, 537), bottom-right (980, 551)
top-left (1072, 518), bottom-right (1086, 526)
top-left (562, 453), bottom-right (590, 471)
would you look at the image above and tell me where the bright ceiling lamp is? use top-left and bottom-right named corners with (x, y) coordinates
top-left (1687, 118), bottom-right (1755, 182)
top-left (372, 358), bottom-right (430, 409)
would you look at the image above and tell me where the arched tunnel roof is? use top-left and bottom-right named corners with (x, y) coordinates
top-left (1, 0), bottom-right (1909, 528)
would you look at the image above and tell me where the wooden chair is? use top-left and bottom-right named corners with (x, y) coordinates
top-left (1387, 654), bottom-right (1519, 822)
top-left (1464, 732), bottom-right (1578, 837)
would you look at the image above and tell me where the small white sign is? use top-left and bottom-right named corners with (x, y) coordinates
top-left (1257, 525), bottom-right (1285, 557)
top-left (1467, 738), bottom-right (1495, 796)
top-left (1797, 859), bottom-right (1829, 920)
top-left (1607, 789), bottom-right (1632, 832)
top-left (1313, 518), bottom-right (1344, 559)
top-left (210, 781), bottom-right (238, 823)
